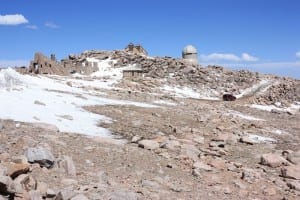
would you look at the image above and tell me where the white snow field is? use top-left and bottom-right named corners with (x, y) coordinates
top-left (0, 68), bottom-right (155, 136)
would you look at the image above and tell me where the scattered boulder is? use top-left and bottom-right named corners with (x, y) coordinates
top-left (287, 180), bottom-right (300, 191)
top-left (36, 181), bottom-right (48, 197)
top-left (11, 155), bottom-right (28, 164)
top-left (71, 194), bottom-right (89, 200)
top-left (141, 179), bottom-right (161, 191)
top-left (192, 161), bottom-right (213, 171)
top-left (57, 156), bottom-right (76, 177)
top-left (222, 94), bottom-right (236, 101)
top-left (34, 100), bottom-right (46, 106)
top-left (241, 168), bottom-right (261, 183)
top-left (281, 165), bottom-right (300, 180)
top-left (131, 135), bottom-right (142, 143)
top-left (260, 153), bottom-right (288, 168)
top-left (160, 139), bottom-right (180, 150)
top-left (138, 140), bottom-right (159, 150)
top-left (55, 188), bottom-right (76, 200)
top-left (0, 175), bottom-right (15, 194)
top-left (14, 174), bottom-right (37, 191)
top-left (105, 190), bottom-right (138, 200)
top-left (208, 159), bottom-right (226, 170)
top-left (61, 178), bottom-right (78, 186)
top-left (24, 147), bottom-right (55, 168)
top-left (239, 136), bottom-right (254, 145)
top-left (28, 190), bottom-right (42, 200)
top-left (8, 163), bottom-right (30, 179)
top-left (46, 189), bottom-right (56, 198)
top-left (284, 150), bottom-right (300, 165)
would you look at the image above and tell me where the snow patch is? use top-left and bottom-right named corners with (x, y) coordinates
top-left (162, 85), bottom-right (220, 100)
top-left (0, 68), bottom-right (156, 136)
top-left (250, 103), bottom-right (300, 113)
top-left (236, 79), bottom-right (272, 98)
top-left (226, 110), bottom-right (263, 121)
top-left (270, 129), bottom-right (289, 135)
top-left (248, 134), bottom-right (277, 144)
top-left (153, 100), bottom-right (176, 106)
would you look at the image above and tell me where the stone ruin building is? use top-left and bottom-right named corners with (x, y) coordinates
top-left (26, 43), bottom-right (201, 80)
top-left (124, 43), bottom-right (148, 56)
top-left (29, 52), bottom-right (69, 75)
top-left (28, 52), bottom-right (99, 76)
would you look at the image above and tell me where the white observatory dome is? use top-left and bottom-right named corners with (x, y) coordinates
top-left (182, 45), bottom-right (198, 64)
top-left (182, 45), bottom-right (197, 55)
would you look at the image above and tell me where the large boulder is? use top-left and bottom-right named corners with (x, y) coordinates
top-left (0, 175), bottom-right (16, 194)
top-left (57, 156), bottom-right (76, 177)
top-left (138, 140), bottom-right (159, 150)
top-left (24, 147), bottom-right (55, 168)
top-left (223, 94), bottom-right (236, 101)
top-left (260, 153), bottom-right (288, 168)
top-left (281, 165), bottom-right (300, 180)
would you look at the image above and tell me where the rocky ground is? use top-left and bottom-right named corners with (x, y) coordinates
top-left (1, 89), bottom-right (300, 200)
top-left (2, 48), bottom-right (300, 199)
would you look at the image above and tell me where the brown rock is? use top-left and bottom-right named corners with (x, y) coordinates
top-left (58, 156), bottom-right (76, 177)
top-left (55, 189), bottom-right (76, 200)
top-left (71, 194), bottom-right (89, 200)
top-left (286, 150), bottom-right (300, 165)
top-left (28, 190), bottom-right (42, 200)
top-left (192, 161), bottom-right (213, 171)
top-left (0, 175), bottom-right (15, 194)
top-left (212, 133), bottom-right (229, 142)
top-left (287, 180), bottom-right (300, 191)
top-left (8, 163), bottom-right (30, 179)
top-left (263, 187), bottom-right (277, 196)
top-left (239, 136), bottom-right (254, 145)
top-left (138, 140), bottom-right (159, 150)
top-left (14, 174), bottom-right (37, 192)
top-left (241, 168), bottom-right (261, 183)
top-left (281, 165), bottom-right (300, 180)
top-left (36, 181), bottom-right (48, 197)
top-left (209, 159), bottom-right (226, 170)
top-left (61, 178), bottom-right (78, 186)
top-left (46, 189), bottom-right (56, 198)
top-left (160, 139), bottom-right (180, 150)
top-left (260, 153), bottom-right (288, 168)
top-left (11, 155), bottom-right (28, 164)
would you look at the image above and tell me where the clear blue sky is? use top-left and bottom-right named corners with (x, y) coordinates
top-left (1, 0), bottom-right (300, 78)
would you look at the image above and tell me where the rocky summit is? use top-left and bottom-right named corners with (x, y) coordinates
top-left (1, 44), bottom-right (300, 199)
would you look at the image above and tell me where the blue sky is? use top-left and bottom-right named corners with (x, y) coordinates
top-left (0, 0), bottom-right (300, 78)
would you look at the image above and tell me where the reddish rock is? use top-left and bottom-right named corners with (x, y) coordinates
top-left (208, 159), bottom-right (226, 170)
top-left (281, 165), bottom-right (300, 180)
top-left (260, 153), bottom-right (288, 168)
top-left (8, 163), bottom-right (30, 179)
top-left (138, 140), bottom-right (160, 150)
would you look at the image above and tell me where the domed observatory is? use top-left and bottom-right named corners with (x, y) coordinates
top-left (182, 45), bottom-right (198, 64)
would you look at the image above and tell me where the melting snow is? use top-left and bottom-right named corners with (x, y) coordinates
top-left (153, 100), bottom-right (176, 106)
top-left (250, 103), bottom-right (300, 113)
top-left (162, 85), bottom-right (220, 100)
top-left (236, 79), bottom-right (272, 98)
top-left (248, 134), bottom-right (277, 144)
top-left (270, 129), bottom-right (288, 135)
top-left (226, 110), bottom-right (263, 121)
top-left (0, 68), bottom-right (156, 136)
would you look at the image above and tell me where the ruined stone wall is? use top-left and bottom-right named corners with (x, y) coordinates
top-left (29, 53), bottom-right (69, 75)
top-left (125, 43), bottom-right (148, 56)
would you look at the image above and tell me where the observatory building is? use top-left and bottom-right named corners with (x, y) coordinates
top-left (182, 45), bottom-right (198, 64)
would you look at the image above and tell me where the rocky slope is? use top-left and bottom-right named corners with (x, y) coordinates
top-left (1, 48), bottom-right (299, 199)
